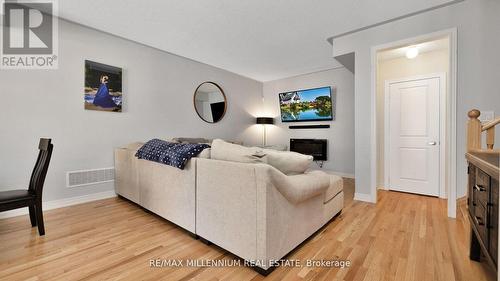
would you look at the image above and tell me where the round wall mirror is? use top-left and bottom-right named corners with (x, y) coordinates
top-left (193, 82), bottom-right (227, 123)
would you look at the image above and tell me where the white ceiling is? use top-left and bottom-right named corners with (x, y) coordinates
top-left (57, 0), bottom-right (458, 82)
top-left (377, 37), bottom-right (449, 61)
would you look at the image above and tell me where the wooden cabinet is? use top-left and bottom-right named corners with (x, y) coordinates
top-left (490, 177), bottom-right (499, 264)
top-left (467, 160), bottom-right (499, 270)
top-left (465, 109), bottom-right (500, 271)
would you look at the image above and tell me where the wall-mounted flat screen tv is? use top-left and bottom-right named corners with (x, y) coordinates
top-left (279, 86), bottom-right (334, 122)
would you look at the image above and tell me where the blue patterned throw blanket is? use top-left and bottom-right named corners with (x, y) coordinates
top-left (135, 139), bottom-right (210, 169)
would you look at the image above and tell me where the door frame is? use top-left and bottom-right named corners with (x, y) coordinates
top-left (384, 73), bottom-right (447, 198)
top-left (370, 28), bottom-right (457, 218)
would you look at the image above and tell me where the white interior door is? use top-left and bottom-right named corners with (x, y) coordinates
top-left (388, 77), bottom-right (440, 196)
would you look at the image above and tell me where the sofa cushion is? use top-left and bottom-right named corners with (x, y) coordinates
top-left (211, 139), bottom-right (267, 164)
top-left (264, 149), bottom-right (313, 175)
top-left (323, 174), bottom-right (343, 203)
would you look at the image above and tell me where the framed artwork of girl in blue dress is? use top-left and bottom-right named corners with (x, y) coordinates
top-left (84, 60), bottom-right (122, 112)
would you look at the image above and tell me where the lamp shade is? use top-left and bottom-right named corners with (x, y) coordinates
top-left (256, 117), bottom-right (274, 125)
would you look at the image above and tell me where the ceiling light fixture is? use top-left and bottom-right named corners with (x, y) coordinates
top-left (406, 46), bottom-right (419, 59)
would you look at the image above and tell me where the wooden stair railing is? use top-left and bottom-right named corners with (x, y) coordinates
top-left (483, 117), bottom-right (500, 150)
top-left (467, 109), bottom-right (500, 152)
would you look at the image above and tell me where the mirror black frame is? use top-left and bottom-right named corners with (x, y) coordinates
top-left (193, 81), bottom-right (227, 123)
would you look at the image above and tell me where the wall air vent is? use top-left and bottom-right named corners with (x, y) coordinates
top-left (66, 167), bottom-right (115, 188)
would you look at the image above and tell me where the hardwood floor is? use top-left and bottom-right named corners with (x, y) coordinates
top-left (0, 179), bottom-right (495, 281)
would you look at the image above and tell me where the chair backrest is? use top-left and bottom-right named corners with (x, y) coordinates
top-left (28, 138), bottom-right (53, 199)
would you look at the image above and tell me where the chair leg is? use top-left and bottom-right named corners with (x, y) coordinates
top-left (34, 201), bottom-right (45, 236)
top-left (28, 204), bottom-right (37, 227)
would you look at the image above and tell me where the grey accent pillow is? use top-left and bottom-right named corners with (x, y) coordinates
top-left (172, 137), bottom-right (212, 144)
top-left (257, 144), bottom-right (287, 151)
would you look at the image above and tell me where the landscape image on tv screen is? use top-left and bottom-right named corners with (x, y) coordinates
top-left (279, 86), bottom-right (334, 122)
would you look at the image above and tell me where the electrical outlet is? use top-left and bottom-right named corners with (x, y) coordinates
top-left (479, 111), bottom-right (494, 123)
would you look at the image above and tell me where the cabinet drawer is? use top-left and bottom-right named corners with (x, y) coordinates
top-left (475, 168), bottom-right (490, 206)
top-left (476, 167), bottom-right (490, 190)
top-left (474, 202), bottom-right (488, 244)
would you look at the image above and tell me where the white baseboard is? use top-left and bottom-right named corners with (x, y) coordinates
top-left (329, 171), bottom-right (355, 179)
top-left (354, 192), bottom-right (375, 203)
top-left (0, 190), bottom-right (117, 219)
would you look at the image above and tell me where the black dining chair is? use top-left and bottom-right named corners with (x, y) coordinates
top-left (0, 138), bottom-right (53, 236)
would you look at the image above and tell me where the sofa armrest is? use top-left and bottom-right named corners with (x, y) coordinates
top-left (114, 148), bottom-right (140, 203)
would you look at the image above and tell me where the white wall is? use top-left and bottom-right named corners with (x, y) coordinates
top-left (332, 0), bottom-right (500, 200)
top-left (376, 49), bottom-right (449, 187)
top-left (0, 19), bottom-right (263, 202)
top-left (262, 68), bottom-right (355, 176)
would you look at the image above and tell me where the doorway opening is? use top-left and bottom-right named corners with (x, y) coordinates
top-left (372, 30), bottom-right (457, 217)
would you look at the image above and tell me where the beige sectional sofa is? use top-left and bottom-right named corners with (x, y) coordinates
top-left (114, 140), bottom-right (343, 274)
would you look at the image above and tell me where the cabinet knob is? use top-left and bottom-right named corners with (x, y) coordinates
top-left (474, 184), bottom-right (486, 192)
top-left (475, 216), bottom-right (485, 226)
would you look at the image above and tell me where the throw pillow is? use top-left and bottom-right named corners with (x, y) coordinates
top-left (263, 149), bottom-right (313, 175)
top-left (211, 139), bottom-right (267, 164)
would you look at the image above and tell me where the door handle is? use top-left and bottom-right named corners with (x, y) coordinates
top-left (428, 141), bottom-right (437, 146)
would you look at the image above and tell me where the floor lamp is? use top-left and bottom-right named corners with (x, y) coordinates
top-left (256, 117), bottom-right (274, 146)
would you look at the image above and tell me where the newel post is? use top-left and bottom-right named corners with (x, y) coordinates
top-left (467, 109), bottom-right (482, 152)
